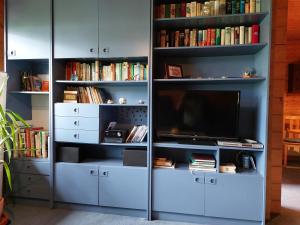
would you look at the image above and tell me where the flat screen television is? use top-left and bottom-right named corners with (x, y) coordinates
top-left (156, 90), bottom-right (240, 141)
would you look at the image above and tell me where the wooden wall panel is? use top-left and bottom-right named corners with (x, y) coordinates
top-left (287, 0), bottom-right (300, 41)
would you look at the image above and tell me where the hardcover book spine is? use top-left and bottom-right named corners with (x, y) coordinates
top-left (245, 27), bottom-right (249, 44)
top-left (220, 0), bottom-right (226, 14)
top-left (240, 26), bottom-right (245, 44)
top-left (176, 3), bottom-right (181, 17)
top-left (165, 4), bottom-right (170, 18)
top-left (196, 3), bottom-right (201, 16)
top-left (214, 0), bottom-right (220, 15)
top-left (184, 29), bottom-right (190, 46)
top-left (234, 27), bottom-right (240, 45)
top-left (225, 27), bottom-right (231, 45)
top-left (230, 27), bottom-right (235, 45)
top-left (160, 4), bottom-right (165, 18)
top-left (245, 0), bottom-right (250, 13)
top-left (235, 0), bottom-right (240, 14)
top-left (189, 29), bottom-right (193, 46)
top-left (226, 0), bottom-right (232, 14)
top-left (207, 28), bottom-right (212, 46)
top-left (179, 32), bottom-right (185, 46)
top-left (240, 0), bottom-right (245, 13)
top-left (248, 26), bottom-right (252, 44)
top-left (160, 30), bottom-right (166, 47)
top-left (186, 3), bottom-right (191, 17)
top-left (198, 30), bottom-right (203, 46)
top-left (221, 29), bottom-right (225, 45)
top-left (181, 0), bottom-right (186, 17)
top-left (252, 24), bottom-right (259, 43)
top-left (250, 0), bottom-right (255, 13)
top-left (231, 0), bottom-right (236, 14)
top-left (216, 29), bottom-right (221, 45)
top-left (211, 29), bottom-right (216, 45)
top-left (170, 4), bottom-right (176, 18)
top-left (202, 30), bottom-right (207, 46)
top-left (256, 0), bottom-right (261, 12)
top-left (191, 1), bottom-right (197, 17)
top-left (175, 31), bottom-right (180, 47)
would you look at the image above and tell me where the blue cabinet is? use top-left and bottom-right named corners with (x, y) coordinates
top-left (153, 168), bottom-right (205, 215)
top-left (99, 166), bottom-right (147, 210)
top-left (11, 160), bottom-right (50, 176)
top-left (204, 174), bottom-right (263, 221)
top-left (98, 0), bottom-right (150, 58)
top-left (53, 0), bottom-right (99, 58)
top-left (12, 174), bottom-right (50, 200)
top-left (55, 163), bottom-right (99, 205)
top-left (7, 0), bottom-right (50, 59)
top-left (54, 103), bottom-right (99, 118)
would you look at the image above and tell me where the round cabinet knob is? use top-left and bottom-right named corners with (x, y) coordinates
top-left (73, 108), bottom-right (77, 112)
top-left (90, 170), bottom-right (94, 175)
top-left (73, 134), bottom-right (77, 138)
top-left (90, 48), bottom-right (94, 53)
top-left (103, 48), bottom-right (109, 53)
top-left (74, 121), bottom-right (78, 126)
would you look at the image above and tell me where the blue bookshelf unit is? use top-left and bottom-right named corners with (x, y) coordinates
top-left (4, 0), bottom-right (272, 224)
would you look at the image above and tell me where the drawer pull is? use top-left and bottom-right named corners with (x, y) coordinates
top-left (73, 108), bottom-right (79, 113)
top-left (73, 134), bottom-right (80, 139)
top-left (74, 121), bottom-right (79, 126)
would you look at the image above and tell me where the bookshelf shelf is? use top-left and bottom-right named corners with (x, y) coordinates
top-left (100, 142), bottom-right (147, 147)
top-left (12, 158), bottom-right (50, 162)
top-left (153, 142), bottom-right (218, 151)
top-left (100, 104), bottom-right (148, 107)
top-left (154, 43), bottom-right (267, 57)
top-left (219, 146), bottom-right (265, 152)
top-left (55, 80), bottom-right (148, 86)
top-left (155, 12), bottom-right (268, 29)
top-left (154, 77), bottom-right (266, 84)
top-left (9, 91), bottom-right (49, 95)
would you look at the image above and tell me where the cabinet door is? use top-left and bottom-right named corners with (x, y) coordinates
top-left (99, 166), bottom-right (147, 210)
top-left (7, 0), bottom-right (50, 59)
top-left (99, 0), bottom-right (150, 58)
top-left (54, 0), bottom-right (99, 58)
top-left (153, 169), bottom-right (205, 215)
top-left (205, 174), bottom-right (263, 221)
top-left (55, 163), bottom-right (99, 205)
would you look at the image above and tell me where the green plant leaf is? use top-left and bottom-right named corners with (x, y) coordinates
top-left (10, 111), bottom-right (29, 127)
top-left (3, 161), bottom-right (12, 191)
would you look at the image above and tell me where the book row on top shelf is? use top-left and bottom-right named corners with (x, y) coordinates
top-left (155, 0), bottom-right (262, 19)
top-left (64, 60), bottom-right (148, 82)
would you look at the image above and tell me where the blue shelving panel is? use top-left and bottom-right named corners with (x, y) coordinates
top-left (154, 43), bottom-right (267, 57)
top-left (154, 77), bottom-right (266, 84)
top-left (55, 80), bottom-right (148, 86)
top-left (155, 12), bottom-right (269, 29)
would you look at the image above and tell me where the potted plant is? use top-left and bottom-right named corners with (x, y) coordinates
top-left (0, 73), bottom-right (28, 224)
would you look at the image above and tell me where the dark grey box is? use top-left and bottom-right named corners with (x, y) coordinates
top-left (123, 149), bottom-right (147, 167)
top-left (58, 147), bottom-right (80, 163)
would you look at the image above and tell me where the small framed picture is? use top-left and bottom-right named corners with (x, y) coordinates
top-left (165, 64), bottom-right (183, 79)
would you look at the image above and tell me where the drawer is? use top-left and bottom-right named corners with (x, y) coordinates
top-left (55, 103), bottom-right (99, 118)
top-left (55, 116), bottom-right (99, 131)
top-left (12, 174), bottom-right (50, 200)
top-left (11, 160), bottom-right (50, 175)
top-left (55, 129), bottom-right (99, 144)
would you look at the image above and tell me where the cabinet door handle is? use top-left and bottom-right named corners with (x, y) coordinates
top-left (100, 171), bottom-right (109, 177)
top-left (90, 48), bottom-right (94, 53)
top-left (74, 120), bottom-right (79, 126)
top-left (73, 108), bottom-right (79, 113)
top-left (103, 48), bottom-right (109, 53)
top-left (73, 134), bottom-right (79, 139)
top-left (206, 177), bottom-right (217, 185)
top-left (10, 50), bottom-right (16, 56)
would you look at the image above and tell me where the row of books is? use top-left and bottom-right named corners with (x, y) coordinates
top-left (65, 61), bottom-right (148, 81)
top-left (13, 127), bottom-right (48, 159)
top-left (126, 125), bottom-right (148, 143)
top-left (156, 0), bottom-right (261, 18)
top-left (157, 24), bottom-right (259, 47)
top-left (153, 157), bottom-right (175, 169)
top-left (66, 61), bottom-right (100, 81)
top-left (189, 153), bottom-right (217, 172)
top-left (21, 73), bottom-right (49, 92)
top-left (64, 87), bottom-right (106, 104)
top-left (102, 63), bottom-right (148, 81)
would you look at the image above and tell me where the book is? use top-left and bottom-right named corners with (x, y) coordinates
top-left (231, 0), bottom-right (236, 14)
top-left (226, 0), bottom-right (232, 14)
top-left (250, 0), bottom-right (255, 13)
top-left (245, 0), bottom-right (250, 13)
top-left (170, 4), bottom-right (176, 18)
top-left (248, 26), bottom-right (252, 44)
top-left (217, 140), bottom-right (264, 149)
top-left (255, 0), bottom-right (260, 12)
top-left (220, 163), bottom-right (236, 173)
top-left (211, 29), bottom-right (216, 45)
top-left (234, 27), bottom-right (240, 44)
top-left (165, 4), bottom-right (170, 18)
top-left (230, 27), bottom-right (235, 45)
top-left (160, 4), bottom-right (165, 18)
top-left (252, 24), bottom-right (260, 43)
top-left (181, 0), bottom-right (186, 17)
top-left (186, 3), bottom-right (191, 17)
top-left (240, 26), bottom-right (245, 44)
top-left (190, 1), bottom-right (197, 17)
top-left (240, 0), bottom-right (245, 13)
top-left (216, 29), bottom-right (221, 45)
top-left (176, 3), bottom-right (181, 17)
top-left (221, 29), bottom-right (225, 45)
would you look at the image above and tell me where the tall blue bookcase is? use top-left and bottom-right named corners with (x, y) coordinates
top-left (4, 0), bottom-right (272, 224)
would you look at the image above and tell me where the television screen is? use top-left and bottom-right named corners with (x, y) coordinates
top-left (156, 90), bottom-right (240, 140)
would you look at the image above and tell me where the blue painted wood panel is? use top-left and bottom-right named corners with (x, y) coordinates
top-left (55, 103), bottom-right (99, 118)
top-left (55, 163), bottom-right (99, 205)
top-left (11, 160), bottom-right (50, 175)
top-left (55, 116), bottom-right (99, 131)
top-left (55, 129), bottom-right (99, 144)
top-left (99, 166), bottom-right (147, 210)
top-left (153, 169), bottom-right (205, 216)
top-left (204, 174), bottom-right (263, 221)
top-left (12, 174), bottom-right (50, 200)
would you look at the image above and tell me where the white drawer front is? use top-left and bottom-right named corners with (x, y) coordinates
top-left (55, 129), bottom-right (99, 144)
top-left (55, 103), bottom-right (99, 118)
top-left (55, 116), bottom-right (99, 131)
